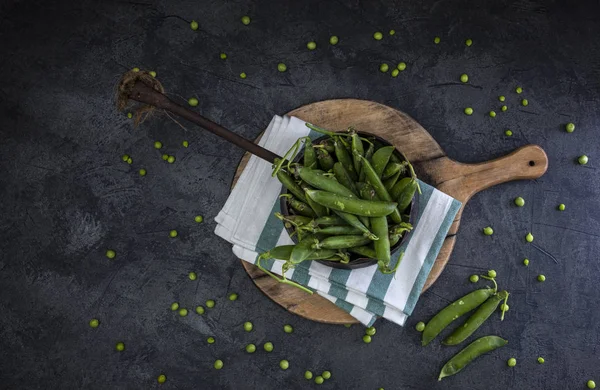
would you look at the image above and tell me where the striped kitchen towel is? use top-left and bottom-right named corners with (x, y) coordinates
top-left (215, 115), bottom-right (461, 326)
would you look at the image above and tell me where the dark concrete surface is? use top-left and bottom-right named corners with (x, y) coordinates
top-left (1, 0), bottom-right (600, 389)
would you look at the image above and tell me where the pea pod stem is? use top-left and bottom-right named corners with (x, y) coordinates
top-left (500, 292), bottom-right (510, 321)
top-left (479, 275), bottom-right (498, 293)
top-left (256, 254), bottom-right (313, 294)
top-left (305, 122), bottom-right (352, 138)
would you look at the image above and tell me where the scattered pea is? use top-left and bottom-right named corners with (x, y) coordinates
top-left (415, 322), bottom-right (425, 332)
top-left (162, 154), bottom-right (169, 161)
top-left (207, 336), bottom-right (215, 344)
top-left (195, 306), bottom-right (205, 315)
top-left (434, 36), bottom-right (441, 44)
top-left (240, 72), bottom-right (247, 79)
top-left (89, 319), bottom-right (100, 328)
top-left (502, 105), bottom-right (508, 112)
top-left (465, 38), bottom-right (473, 46)
top-left (483, 226), bottom-right (494, 236)
top-left (526, 232), bottom-right (534, 242)
top-left (397, 62), bottom-right (407, 71)
top-left (537, 357), bottom-right (545, 364)
top-left (365, 326), bottom-right (376, 336)
top-left (284, 324), bottom-right (293, 333)
top-left (322, 371), bottom-right (332, 380)
top-left (170, 302), bottom-right (179, 311)
top-left (464, 107), bottom-right (474, 115)
top-left (115, 342), bottom-right (125, 352)
top-left (127, 112), bottom-right (133, 119)
top-left (565, 122), bottom-right (575, 133)
top-left (373, 32), bottom-right (383, 40)
top-left (194, 215), bottom-right (203, 223)
top-left (190, 20), bottom-right (199, 31)
top-left (182, 140), bottom-right (189, 148)
top-left (241, 16), bottom-right (251, 25)
top-left (132, 67), bottom-right (140, 72)
top-left (315, 376), bottom-right (324, 385)
top-left (277, 63), bottom-right (287, 72)
top-left (279, 360), bottom-right (289, 370)
top-left (306, 41), bottom-right (317, 50)
top-left (105, 249), bottom-right (116, 259)
top-left (263, 342), bottom-right (274, 352)
top-left (578, 155), bottom-right (589, 165)
top-left (516, 87), bottom-right (523, 94)
top-left (391, 69), bottom-right (399, 77)
top-left (537, 274), bottom-right (546, 282)
top-left (505, 130), bottom-right (513, 136)
top-left (499, 95), bottom-right (506, 102)
top-left (588, 380), bottom-right (596, 389)
top-left (305, 370), bottom-right (313, 380)
top-left (329, 36), bottom-right (339, 45)
top-left (489, 111), bottom-right (497, 118)
top-left (514, 196), bottom-right (525, 207)
top-left (362, 335), bottom-right (372, 343)
top-left (244, 321), bottom-right (253, 332)
top-left (389, 29), bottom-right (395, 35)
top-left (220, 53), bottom-right (227, 60)
top-left (188, 97), bottom-right (199, 107)
top-left (469, 275), bottom-right (479, 283)
top-left (245, 344), bottom-right (256, 353)
top-left (139, 169), bottom-right (146, 176)
top-left (507, 357), bottom-right (517, 367)
top-left (523, 258), bottom-right (529, 266)
top-left (188, 272), bottom-right (197, 281)
top-left (157, 374), bottom-right (166, 384)
top-left (488, 270), bottom-right (497, 278)
top-left (178, 308), bottom-right (188, 317)
top-left (460, 74), bottom-right (468, 83)
top-left (521, 99), bottom-right (529, 106)
top-left (558, 203), bottom-right (565, 211)
top-left (169, 229), bottom-right (178, 238)
top-left (214, 359), bottom-right (223, 370)
top-left (500, 303), bottom-right (509, 312)
top-left (149, 71), bottom-right (157, 78)
top-left (226, 293), bottom-right (237, 301)
top-left (154, 141), bottom-right (162, 149)
top-left (206, 300), bottom-right (215, 308)
top-left (379, 63), bottom-right (389, 73)
top-left (126, 157), bottom-right (133, 164)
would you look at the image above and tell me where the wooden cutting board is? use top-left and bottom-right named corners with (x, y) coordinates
top-left (233, 99), bottom-right (548, 324)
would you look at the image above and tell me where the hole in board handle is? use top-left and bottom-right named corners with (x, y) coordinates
top-left (529, 160), bottom-right (535, 167)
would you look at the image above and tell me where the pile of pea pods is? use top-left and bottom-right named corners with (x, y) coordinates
top-left (256, 123), bottom-right (418, 292)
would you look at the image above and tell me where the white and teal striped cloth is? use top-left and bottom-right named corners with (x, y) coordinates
top-left (215, 115), bottom-right (461, 326)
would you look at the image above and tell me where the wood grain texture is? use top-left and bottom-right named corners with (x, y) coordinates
top-left (233, 99), bottom-right (548, 324)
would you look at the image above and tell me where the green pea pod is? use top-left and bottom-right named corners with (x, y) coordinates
top-left (298, 181), bottom-right (329, 217)
top-left (277, 170), bottom-right (307, 203)
top-left (296, 166), bottom-right (355, 197)
top-left (397, 179), bottom-right (418, 214)
top-left (383, 170), bottom-right (401, 192)
top-left (359, 142), bottom-right (375, 182)
top-left (390, 177), bottom-right (412, 200)
top-left (389, 233), bottom-right (401, 247)
top-left (438, 336), bottom-right (508, 381)
top-left (443, 291), bottom-right (509, 346)
top-left (359, 155), bottom-right (402, 223)
top-left (281, 194), bottom-right (317, 218)
top-left (316, 148), bottom-right (335, 171)
top-left (422, 288), bottom-right (496, 346)
top-left (348, 245), bottom-right (376, 258)
top-left (333, 162), bottom-right (358, 195)
top-left (371, 216), bottom-right (391, 271)
top-left (306, 189), bottom-right (397, 217)
top-left (275, 213), bottom-right (313, 228)
top-left (313, 225), bottom-right (363, 235)
top-left (318, 138), bottom-right (335, 153)
top-left (371, 146), bottom-right (395, 178)
top-left (334, 137), bottom-right (358, 181)
top-left (351, 133), bottom-right (364, 175)
top-left (313, 235), bottom-right (372, 250)
top-left (268, 245), bottom-right (295, 260)
top-left (303, 140), bottom-right (317, 169)
top-left (382, 162), bottom-right (403, 179)
top-left (289, 234), bottom-right (320, 264)
top-left (332, 210), bottom-right (377, 241)
top-left (314, 215), bottom-right (348, 226)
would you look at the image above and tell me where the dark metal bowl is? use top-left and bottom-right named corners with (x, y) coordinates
top-left (279, 131), bottom-right (417, 269)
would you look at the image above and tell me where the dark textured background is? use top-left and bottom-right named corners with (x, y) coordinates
top-left (1, 0), bottom-right (599, 389)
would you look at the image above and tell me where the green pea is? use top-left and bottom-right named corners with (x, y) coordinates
top-left (279, 360), bottom-right (289, 370)
top-left (182, 140), bottom-right (189, 148)
top-left (190, 20), bottom-right (199, 30)
top-left (516, 87), bottom-right (523, 94)
top-left (537, 274), bottom-right (546, 282)
top-left (558, 203), bottom-right (565, 211)
top-left (105, 249), bottom-right (116, 259)
top-left (126, 157), bottom-right (133, 164)
top-left (526, 232), bottom-right (534, 242)
top-left (127, 112), bottom-right (133, 119)
top-left (241, 16), bottom-right (251, 25)
top-left (373, 32), bottom-right (383, 40)
top-left (365, 326), bottom-right (376, 336)
top-left (115, 342), bottom-right (125, 352)
top-left (206, 300), bottom-right (215, 308)
top-left (220, 53), bottom-right (227, 60)
top-left (500, 303), bottom-right (509, 312)
top-left (523, 258), bottom-right (529, 266)
top-left (389, 29), bottom-right (396, 35)
top-left (132, 67), bottom-right (140, 72)
top-left (89, 319), bottom-right (99, 328)
top-left (501, 105), bottom-right (508, 112)
top-left (169, 229), bottom-right (178, 238)
top-left (194, 215), bottom-right (203, 223)
top-left (469, 275), bottom-right (479, 283)
top-left (284, 324), bottom-right (293, 333)
top-left (277, 63), bottom-right (287, 72)
top-left (514, 197), bottom-right (525, 207)
top-left (315, 376), bottom-right (324, 385)
top-left (391, 69), bottom-right (399, 77)
top-left (464, 107), bottom-right (473, 115)
top-left (179, 308), bottom-right (188, 317)
top-left (139, 169), bottom-right (146, 176)
top-left (154, 141), bottom-right (162, 149)
top-left (483, 226), bottom-right (494, 236)
top-left (188, 97), bottom-right (199, 107)
top-left (157, 374), bottom-right (166, 383)
top-left (244, 321), bottom-right (253, 331)
top-left (306, 41), bottom-right (317, 50)
top-left (397, 62), bottom-right (406, 71)
top-left (460, 74), bottom-right (468, 83)
top-left (207, 336), bottom-right (215, 344)
top-left (195, 306), bottom-right (205, 315)
top-left (415, 322), bottom-right (425, 332)
top-left (434, 36), bottom-right (441, 44)
top-left (565, 122), bottom-right (575, 133)
top-left (488, 270), bottom-right (497, 278)
top-left (149, 71), bottom-right (157, 78)
top-left (263, 342), bottom-right (274, 352)
top-left (588, 380), bottom-right (596, 389)
top-left (465, 38), bottom-right (473, 46)
top-left (362, 335), bottom-right (372, 343)
top-left (305, 370), bottom-right (313, 380)
top-left (188, 272), bottom-right (197, 281)
top-left (329, 36), bottom-right (339, 45)
top-left (240, 72), bottom-right (247, 79)
top-left (537, 357), bottom-right (545, 364)
top-left (214, 359), bottom-right (223, 370)
top-left (226, 293), bottom-right (237, 301)
top-left (322, 371), bottom-right (331, 380)
top-left (379, 63), bottom-right (389, 73)
top-left (245, 343), bottom-right (256, 353)
top-left (170, 302), bottom-right (179, 311)
top-left (522, 99), bottom-right (529, 106)
top-left (507, 357), bottom-right (517, 367)
top-left (162, 154), bottom-right (169, 161)
top-left (489, 111), bottom-right (497, 118)
top-left (505, 129), bottom-right (513, 136)
top-left (499, 96), bottom-right (506, 102)
top-left (578, 155), bottom-right (589, 165)
top-left (167, 155), bottom-right (175, 164)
